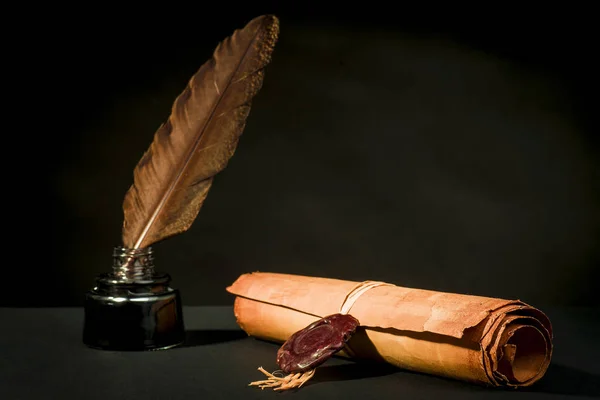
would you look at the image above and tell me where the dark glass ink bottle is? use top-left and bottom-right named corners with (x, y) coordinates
top-left (83, 246), bottom-right (185, 350)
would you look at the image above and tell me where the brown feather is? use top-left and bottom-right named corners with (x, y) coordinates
top-left (122, 15), bottom-right (279, 249)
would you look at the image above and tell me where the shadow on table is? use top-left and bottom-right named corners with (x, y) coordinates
top-left (182, 329), bottom-right (247, 347)
top-left (307, 361), bottom-right (599, 397)
top-left (522, 363), bottom-right (600, 397)
top-left (308, 362), bottom-right (398, 385)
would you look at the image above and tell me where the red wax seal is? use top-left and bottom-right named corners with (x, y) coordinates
top-left (276, 313), bottom-right (360, 373)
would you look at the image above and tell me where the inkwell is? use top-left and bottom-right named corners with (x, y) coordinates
top-left (82, 15), bottom-right (280, 351)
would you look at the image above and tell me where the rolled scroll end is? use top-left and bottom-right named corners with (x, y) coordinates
top-left (482, 306), bottom-right (553, 387)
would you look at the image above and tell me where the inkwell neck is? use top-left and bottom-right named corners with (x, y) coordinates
top-left (112, 246), bottom-right (155, 281)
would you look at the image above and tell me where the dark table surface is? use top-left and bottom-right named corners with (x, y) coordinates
top-left (1, 306), bottom-right (598, 399)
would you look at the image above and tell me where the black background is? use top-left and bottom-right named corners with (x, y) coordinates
top-left (12, 3), bottom-right (598, 307)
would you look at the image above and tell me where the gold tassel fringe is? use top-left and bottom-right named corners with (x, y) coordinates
top-left (249, 367), bottom-right (316, 391)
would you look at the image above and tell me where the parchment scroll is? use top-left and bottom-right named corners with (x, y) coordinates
top-left (226, 272), bottom-right (553, 387)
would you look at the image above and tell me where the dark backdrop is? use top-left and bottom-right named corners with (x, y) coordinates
top-left (15, 4), bottom-right (598, 307)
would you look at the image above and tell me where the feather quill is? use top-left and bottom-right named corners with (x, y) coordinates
top-left (121, 15), bottom-right (279, 249)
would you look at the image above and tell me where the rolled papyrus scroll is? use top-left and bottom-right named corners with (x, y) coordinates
top-left (226, 272), bottom-right (553, 387)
